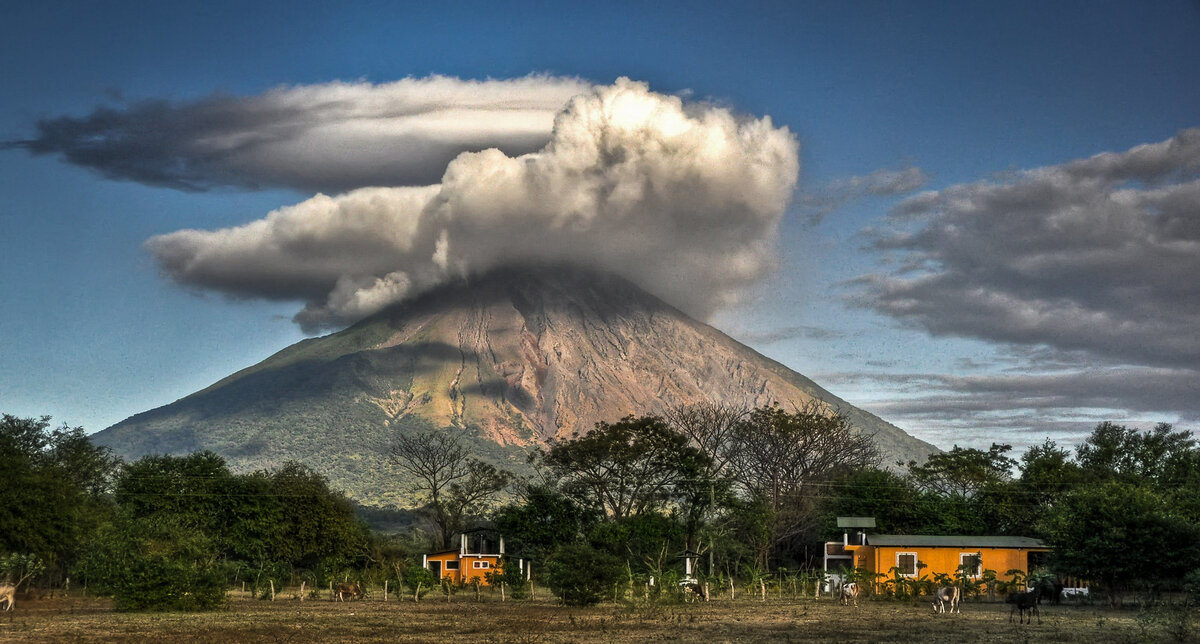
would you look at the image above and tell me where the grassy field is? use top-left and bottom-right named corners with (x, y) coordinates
top-left (0, 590), bottom-right (1194, 643)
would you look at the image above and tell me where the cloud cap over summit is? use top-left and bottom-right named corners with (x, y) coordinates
top-left (146, 78), bottom-right (800, 332)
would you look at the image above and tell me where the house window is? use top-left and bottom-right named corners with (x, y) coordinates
top-left (473, 560), bottom-right (491, 569)
top-left (896, 552), bottom-right (918, 577)
top-left (959, 553), bottom-right (982, 578)
top-left (445, 560), bottom-right (459, 570)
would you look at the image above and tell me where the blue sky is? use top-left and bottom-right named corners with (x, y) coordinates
top-left (2, 1), bottom-right (1197, 453)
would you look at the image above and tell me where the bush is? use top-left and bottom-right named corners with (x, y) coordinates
top-left (403, 564), bottom-right (436, 599)
top-left (112, 555), bottom-right (229, 611)
top-left (96, 513), bottom-right (229, 611)
top-left (485, 561), bottom-right (530, 599)
top-left (544, 543), bottom-right (624, 606)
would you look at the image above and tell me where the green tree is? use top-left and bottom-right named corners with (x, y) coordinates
top-left (494, 484), bottom-right (592, 563)
top-left (907, 443), bottom-right (1016, 498)
top-left (1003, 439), bottom-right (1085, 536)
top-left (1077, 422), bottom-right (1199, 490)
top-left (0, 414), bottom-right (118, 582)
top-left (1042, 480), bottom-right (1200, 605)
top-left (543, 416), bottom-right (709, 521)
top-left (100, 510), bottom-right (229, 611)
top-left (114, 453), bottom-right (366, 580)
top-left (544, 543), bottom-right (624, 606)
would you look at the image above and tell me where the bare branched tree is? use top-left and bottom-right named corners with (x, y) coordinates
top-left (389, 429), bottom-right (510, 550)
top-left (726, 401), bottom-right (880, 565)
top-left (664, 402), bottom-right (748, 480)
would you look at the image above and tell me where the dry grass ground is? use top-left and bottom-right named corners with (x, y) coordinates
top-left (0, 590), bottom-right (1194, 643)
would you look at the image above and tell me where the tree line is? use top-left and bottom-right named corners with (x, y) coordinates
top-left (3, 407), bottom-right (1199, 609)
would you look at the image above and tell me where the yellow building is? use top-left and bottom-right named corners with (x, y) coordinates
top-left (423, 531), bottom-right (529, 585)
top-left (844, 534), bottom-right (1048, 581)
top-left (824, 517), bottom-right (1049, 587)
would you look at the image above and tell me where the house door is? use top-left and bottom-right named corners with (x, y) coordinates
top-left (429, 561), bottom-right (442, 579)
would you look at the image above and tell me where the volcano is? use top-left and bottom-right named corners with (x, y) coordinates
top-left (93, 266), bottom-right (936, 507)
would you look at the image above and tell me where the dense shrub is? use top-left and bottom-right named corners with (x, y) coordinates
top-left (102, 515), bottom-right (229, 611)
top-left (403, 563), bottom-right (436, 599)
top-left (544, 543), bottom-right (624, 606)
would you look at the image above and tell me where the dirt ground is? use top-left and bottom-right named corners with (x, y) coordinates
top-left (0, 591), bottom-right (1194, 643)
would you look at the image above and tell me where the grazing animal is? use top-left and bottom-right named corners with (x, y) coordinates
top-left (1034, 579), bottom-right (1064, 605)
top-left (840, 582), bottom-right (859, 606)
top-left (931, 585), bottom-right (960, 614)
top-left (1006, 590), bottom-right (1040, 624)
top-left (333, 583), bottom-right (362, 602)
top-left (681, 581), bottom-right (709, 602)
top-left (0, 584), bottom-right (14, 611)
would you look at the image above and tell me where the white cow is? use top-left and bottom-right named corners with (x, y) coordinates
top-left (840, 582), bottom-right (859, 606)
top-left (0, 584), bottom-right (15, 611)
top-left (932, 585), bottom-right (960, 613)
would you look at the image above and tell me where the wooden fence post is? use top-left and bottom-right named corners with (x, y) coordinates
top-left (300, 581), bottom-right (306, 601)
top-left (384, 580), bottom-right (388, 602)
top-left (270, 580), bottom-right (275, 601)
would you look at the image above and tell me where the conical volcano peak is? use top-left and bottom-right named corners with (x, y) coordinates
top-left (93, 265), bottom-right (935, 507)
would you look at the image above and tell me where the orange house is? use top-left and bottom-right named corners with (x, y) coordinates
top-left (423, 531), bottom-right (527, 585)
top-left (824, 517), bottom-right (1049, 587)
top-left (844, 534), bottom-right (1049, 582)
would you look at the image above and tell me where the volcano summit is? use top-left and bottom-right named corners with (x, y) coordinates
top-left (93, 267), bottom-right (936, 507)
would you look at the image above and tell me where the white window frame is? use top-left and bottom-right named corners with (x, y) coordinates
top-left (895, 551), bottom-right (919, 577)
top-left (472, 560), bottom-right (490, 569)
top-left (959, 552), bottom-right (982, 578)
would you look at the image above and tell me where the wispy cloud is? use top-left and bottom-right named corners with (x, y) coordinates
top-left (736, 325), bottom-right (847, 344)
top-left (7, 75), bottom-right (591, 193)
top-left (823, 366), bottom-right (1195, 450)
top-left (797, 165), bottom-right (928, 223)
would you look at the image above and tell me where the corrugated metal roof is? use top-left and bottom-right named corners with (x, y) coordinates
top-left (867, 535), bottom-right (1047, 548)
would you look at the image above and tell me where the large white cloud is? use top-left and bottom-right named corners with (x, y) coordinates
top-left (147, 78), bottom-right (800, 331)
top-left (11, 75), bottom-right (591, 193)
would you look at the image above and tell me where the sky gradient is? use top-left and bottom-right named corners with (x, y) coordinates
top-left (2, 1), bottom-right (1197, 454)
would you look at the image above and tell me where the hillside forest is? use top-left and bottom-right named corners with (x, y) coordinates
top-left (2, 405), bottom-right (1199, 610)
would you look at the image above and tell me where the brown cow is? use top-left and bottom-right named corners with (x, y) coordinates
top-left (0, 584), bottom-right (14, 611)
top-left (931, 585), bottom-right (961, 614)
top-left (333, 583), bottom-right (362, 602)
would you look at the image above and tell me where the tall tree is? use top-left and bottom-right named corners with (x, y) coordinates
top-left (389, 429), bottom-right (510, 549)
top-left (1042, 480), bottom-right (1200, 605)
top-left (728, 403), bottom-right (878, 563)
top-left (0, 414), bottom-right (118, 580)
top-left (906, 443), bottom-right (1016, 498)
top-left (543, 415), bottom-right (709, 521)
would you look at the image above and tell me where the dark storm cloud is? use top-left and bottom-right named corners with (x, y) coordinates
top-left (853, 129), bottom-right (1200, 370)
top-left (7, 76), bottom-right (591, 193)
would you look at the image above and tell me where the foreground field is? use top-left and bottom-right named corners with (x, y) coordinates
top-left (0, 591), bottom-right (1194, 643)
